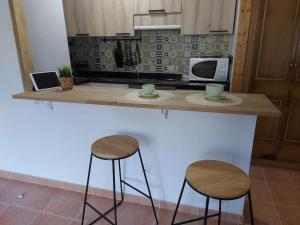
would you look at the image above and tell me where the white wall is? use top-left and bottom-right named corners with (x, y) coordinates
top-left (23, 0), bottom-right (70, 71)
top-left (0, 0), bottom-right (255, 215)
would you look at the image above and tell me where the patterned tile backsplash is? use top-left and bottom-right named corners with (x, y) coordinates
top-left (68, 30), bottom-right (231, 76)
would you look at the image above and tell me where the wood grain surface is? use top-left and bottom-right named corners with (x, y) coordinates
top-left (185, 160), bottom-right (251, 199)
top-left (92, 135), bottom-right (139, 159)
top-left (13, 86), bottom-right (281, 117)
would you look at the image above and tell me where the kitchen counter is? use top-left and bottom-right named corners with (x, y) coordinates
top-left (12, 86), bottom-right (279, 215)
top-left (13, 86), bottom-right (280, 117)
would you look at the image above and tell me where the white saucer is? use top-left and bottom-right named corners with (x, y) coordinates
top-left (204, 94), bottom-right (226, 101)
top-left (139, 92), bottom-right (159, 99)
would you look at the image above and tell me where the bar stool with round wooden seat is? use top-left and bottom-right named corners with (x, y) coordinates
top-left (171, 160), bottom-right (254, 225)
top-left (81, 135), bottom-right (158, 225)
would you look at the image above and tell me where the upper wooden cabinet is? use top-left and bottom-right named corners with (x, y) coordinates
top-left (63, 0), bottom-right (236, 36)
top-left (90, 0), bottom-right (116, 36)
top-left (115, 0), bottom-right (134, 36)
top-left (134, 0), bottom-right (182, 14)
top-left (63, 0), bottom-right (134, 36)
top-left (181, 0), bottom-right (237, 35)
top-left (62, 0), bottom-right (92, 36)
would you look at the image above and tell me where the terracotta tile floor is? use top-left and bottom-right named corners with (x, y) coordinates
top-left (0, 165), bottom-right (299, 225)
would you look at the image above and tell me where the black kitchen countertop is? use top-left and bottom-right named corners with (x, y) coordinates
top-left (73, 71), bottom-right (230, 91)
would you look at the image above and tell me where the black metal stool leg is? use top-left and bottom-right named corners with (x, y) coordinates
top-left (112, 160), bottom-right (118, 225)
top-left (118, 160), bottom-right (124, 202)
top-left (81, 154), bottom-right (93, 225)
top-left (137, 149), bottom-right (158, 225)
top-left (171, 179), bottom-right (187, 225)
top-left (203, 197), bottom-right (210, 225)
top-left (218, 200), bottom-right (222, 225)
top-left (248, 191), bottom-right (255, 225)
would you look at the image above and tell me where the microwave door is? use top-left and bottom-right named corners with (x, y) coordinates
top-left (192, 61), bottom-right (217, 80)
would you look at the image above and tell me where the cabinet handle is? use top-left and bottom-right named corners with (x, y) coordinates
top-left (76, 33), bottom-right (89, 36)
top-left (148, 9), bottom-right (166, 14)
top-left (289, 63), bottom-right (294, 67)
top-left (116, 33), bottom-right (131, 36)
top-left (209, 30), bottom-right (229, 33)
top-left (295, 64), bottom-right (299, 67)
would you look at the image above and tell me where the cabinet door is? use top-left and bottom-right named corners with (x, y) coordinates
top-left (181, 0), bottom-right (236, 35)
top-left (181, 0), bottom-right (211, 34)
top-left (162, 0), bottom-right (182, 13)
top-left (134, 0), bottom-right (181, 14)
top-left (91, 0), bottom-right (116, 36)
top-left (150, 0), bottom-right (181, 12)
top-left (62, 0), bottom-right (92, 36)
top-left (210, 0), bottom-right (236, 33)
top-left (115, 0), bottom-right (134, 36)
top-left (134, 0), bottom-right (149, 14)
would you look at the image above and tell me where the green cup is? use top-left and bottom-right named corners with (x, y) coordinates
top-left (205, 84), bottom-right (224, 98)
top-left (142, 84), bottom-right (155, 95)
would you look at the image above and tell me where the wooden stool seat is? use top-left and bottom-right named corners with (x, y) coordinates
top-left (185, 160), bottom-right (251, 200)
top-left (92, 135), bottom-right (139, 160)
top-left (83, 135), bottom-right (158, 225)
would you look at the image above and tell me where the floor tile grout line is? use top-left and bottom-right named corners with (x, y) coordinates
top-left (39, 203), bottom-right (82, 222)
top-left (261, 167), bottom-right (300, 186)
top-left (2, 167), bottom-right (299, 225)
top-left (8, 202), bottom-right (83, 223)
top-left (10, 196), bottom-right (244, 225)
top-left (0, 181), bottom-right (8, 188)
top-left (273, 202), bottom-right (300, 208)
top-left (264, 181), bottom-right (300, 207)
top-left (264, 181), bottom-right (300, 189)
top-left (1, 177), bottom-right (232, 219)
top-left (261, 167), bottom-right (267, 182)
top-left (37, 187), bottom-right (65, 213)
top-left (1, 180), bottom-right (85, 221)
top-left (0, 202), bottom-right (10, 218)
top-left (291, 170), bottom-right (300, 182)
top-left (0, 190), bottom-right (130, 223)
top-left (0, 194), bottom-right (81, 222)
top-left (0, 179), bottom-right (13, 189)
top-left (264, 182), bottom-right (284, 225)
top-left (25, 210), bottom-right (41, 225)
top-left (74, 203), bottom-right (83, 222)
top-left (248, 166), bottom-right (265, 182)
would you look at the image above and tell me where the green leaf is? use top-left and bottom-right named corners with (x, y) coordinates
top-left (57, 66), bottom-right (73, 77)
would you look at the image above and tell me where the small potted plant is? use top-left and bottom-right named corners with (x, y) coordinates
top-left (58, 66), bottom-right (73, 90)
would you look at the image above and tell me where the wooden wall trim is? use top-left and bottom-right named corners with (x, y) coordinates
top-left (9, 0), bottom-right (34, 91)
top-left (231, 0), bottom-right (254, 93)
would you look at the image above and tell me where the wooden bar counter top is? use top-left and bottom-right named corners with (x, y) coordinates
top-left (13, 86), bottom-right (280, 117)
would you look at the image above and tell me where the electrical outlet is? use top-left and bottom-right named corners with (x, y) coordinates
top-left (47, 101), bottom-right (54, 110)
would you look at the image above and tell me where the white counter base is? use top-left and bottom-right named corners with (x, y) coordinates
top-left (0, 101), bottom-right (256, 215)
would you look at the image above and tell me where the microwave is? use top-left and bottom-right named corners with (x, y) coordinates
top-left (189, 58), bottom-right (229, 82)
